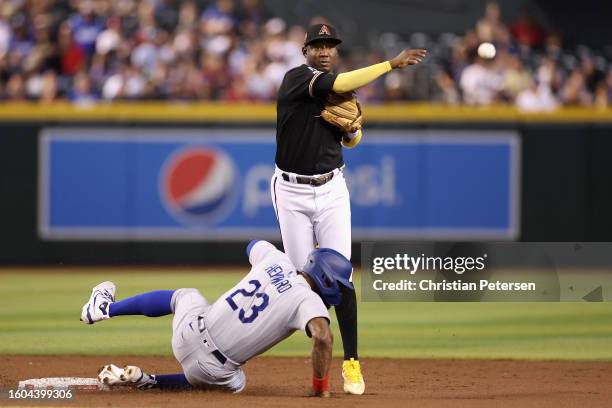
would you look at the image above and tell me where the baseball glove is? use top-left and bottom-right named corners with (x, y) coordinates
top-left (320, 92), bottom-right (363, 134)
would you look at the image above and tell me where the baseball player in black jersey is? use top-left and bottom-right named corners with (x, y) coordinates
top-left (271, 23), bottom-right (427, 395)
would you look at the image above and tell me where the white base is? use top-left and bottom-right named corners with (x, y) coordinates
top-left (18, 377), bottom-right (110, 391)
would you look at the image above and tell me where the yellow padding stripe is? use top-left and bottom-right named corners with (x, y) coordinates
top-left (0, 102), bottom-right (611, 123)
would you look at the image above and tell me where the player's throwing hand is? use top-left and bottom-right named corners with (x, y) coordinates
top-left (390, 49), bottom-right (428, 68)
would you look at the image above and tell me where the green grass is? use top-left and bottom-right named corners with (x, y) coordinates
top-left (1, 269), bottom-right (612, 360)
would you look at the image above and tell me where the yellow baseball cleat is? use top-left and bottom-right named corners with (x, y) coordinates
top-left (342, 358), bottom-right (365, 395)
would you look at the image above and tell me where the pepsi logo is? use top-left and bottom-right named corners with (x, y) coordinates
top-left (160, 146), bottom-right (239, 225)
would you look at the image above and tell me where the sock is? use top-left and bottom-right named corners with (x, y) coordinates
top-left (152, 374), bottom-right (192, 389)
top-left (109, 290), bottom-right (175, 317)
top-left (335, 285), bottom-right (359, 360)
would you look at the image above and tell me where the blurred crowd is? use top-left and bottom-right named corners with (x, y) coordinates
top-left (422, 1), bottom-right (612, 111)
top-left (0, 0), bottom-right (611, 110)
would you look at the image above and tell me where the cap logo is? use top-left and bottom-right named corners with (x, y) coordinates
top-left (319, 25), bottom-right (331, 36)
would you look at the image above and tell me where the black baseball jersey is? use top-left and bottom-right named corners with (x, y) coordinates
top-left (275, 64), bottom-right (344, 175)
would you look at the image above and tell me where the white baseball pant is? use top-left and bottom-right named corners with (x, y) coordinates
top-left (171, 288), bottom-right (246, 393)
top-left (270, 166), bottom-right (352, 271)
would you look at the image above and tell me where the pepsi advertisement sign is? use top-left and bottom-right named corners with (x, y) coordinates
top-left (161, 146), bottom-right (240, 225)
top-left (39, 128), bottom-right (519, 241)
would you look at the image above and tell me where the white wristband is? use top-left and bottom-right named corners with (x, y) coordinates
top-left (346, 130), bottom-right (359, 140)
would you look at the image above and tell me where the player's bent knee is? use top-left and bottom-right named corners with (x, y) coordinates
top-left (184, 369), bottom-right (246, 393)
top-left (170, 288), bottom-right (200, 312)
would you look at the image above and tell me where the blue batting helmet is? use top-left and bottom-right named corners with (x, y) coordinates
top-left (302, 248), bottom-right (353, 306)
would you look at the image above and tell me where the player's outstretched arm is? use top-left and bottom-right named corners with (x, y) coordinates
top-left (332, 48), bottom-right (427, 93)
top-left (307, 317), bottom-right (333, 397)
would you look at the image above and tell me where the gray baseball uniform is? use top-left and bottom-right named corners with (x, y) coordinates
top-left (170, 240), bottom-right (330, 392)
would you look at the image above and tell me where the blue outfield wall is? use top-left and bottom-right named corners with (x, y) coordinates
top-left (39, 128), bottom-right (519, 242)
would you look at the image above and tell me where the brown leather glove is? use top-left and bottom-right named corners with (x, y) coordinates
top-left (320, 92), bottom-right (363, 133)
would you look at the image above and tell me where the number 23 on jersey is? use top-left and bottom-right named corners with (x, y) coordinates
top-left (225, 280), bottom-right (270, 323)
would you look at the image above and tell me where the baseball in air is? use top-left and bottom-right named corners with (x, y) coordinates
top-left (477, 42), bottom-right (496, 59)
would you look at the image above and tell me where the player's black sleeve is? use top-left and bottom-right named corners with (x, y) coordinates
top-left (310, 71), bottom-right (336, 98)
top-left (281, 65), bottom-right (337, 101)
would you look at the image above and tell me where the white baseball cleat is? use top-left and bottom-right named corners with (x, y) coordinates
top-left (80, 281), bottom-right (116, 324)
top-left (342, 358), bottom-right (365, 395)
top-left (98, 364), bottom-right (156, 389)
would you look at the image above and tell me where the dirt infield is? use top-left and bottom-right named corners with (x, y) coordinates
top-left (1, 356), bottom-right (611, 408)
